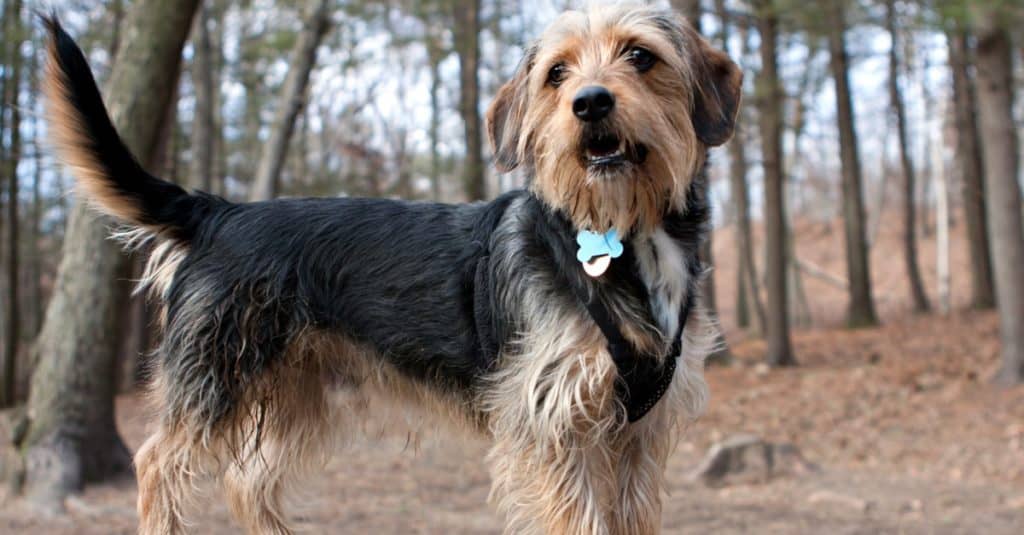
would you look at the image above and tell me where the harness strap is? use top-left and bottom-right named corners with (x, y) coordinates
top-left (471, 193), bottom-right (694, 423)
top-left (579, 288), bottom-right (693, 423)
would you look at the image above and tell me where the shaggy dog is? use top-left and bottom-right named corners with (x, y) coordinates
top-left (41, 4), bottom-right (740, 534)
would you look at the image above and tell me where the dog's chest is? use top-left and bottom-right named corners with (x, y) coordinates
top-left (632, 228), bottom-right (690, 339)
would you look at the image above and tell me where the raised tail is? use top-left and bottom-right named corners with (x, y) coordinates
top-left (42, 15), bottom-right (217, 241)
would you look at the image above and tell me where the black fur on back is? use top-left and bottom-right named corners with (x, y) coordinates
top-left (159, 192), bottom-right (524, 427)
top-left (158, 173), bottom-right (708, 431)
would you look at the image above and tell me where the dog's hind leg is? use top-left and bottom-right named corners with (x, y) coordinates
top-left (221, 358), bottom-right (335, 535)
top-left (135, 374), bottom-right (225, 535)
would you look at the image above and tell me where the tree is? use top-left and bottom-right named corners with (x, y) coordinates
top-left (715, 0), bottom-right (765, 333)
top-left (452, 0), bottom-right (485, 201)
top-left (825, 0), bottom-right (878, 327)
top-left (970, 5), bottom-right (1024, 385)
top-left (249, 0), bottom-right (333, 201)
top-left (29, 34), bottom-right (44, 339)
top-left (755, 0), bottom-right (796, 367)
top-left (946, 24), bottom-right (995, 309)
top-left (237, 0), bottom-right (264, 191)
top-left (885, 0), bottom-right (930, 313)
top-left (672, 0), bottom-right (731, 364)
top-left (7, 0), bottom-right (201, 509)
top-left (417, 0), bottom-right (449, 202)
top-left (1, 0), bottom-right (24, 407)
top-left (189, 3), bottom-right (216, 191)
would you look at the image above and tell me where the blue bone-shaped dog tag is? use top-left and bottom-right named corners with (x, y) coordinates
top-left (576, 229), bottom-right (624, 263)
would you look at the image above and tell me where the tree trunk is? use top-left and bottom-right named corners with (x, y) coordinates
top-left (825, 0), bottom-right (878, 328)
top-left (452, 0), bottom-right (485, 201)
top-left (716, 0), bottom-right (764, 334)
top-left (933, 122), bottom-right (951, 314)
top-left (10, 0), bottom-right (200, 510)
top-left (209, 0), bottom-right (227, 196)
top-left (885, 0), bottom-right (930, 313)
top-left (672, 0), bottom-right (730, 364)
top-left (238, 0), bottom-right (262, 190)
top-left (189, 3), bottom-right (215, 191)
top-left (2, 0), bottom-right (24, 407)
top-left (30, 43), bottom-right (43, 339)
top-left (428, 35), bottom-right (444, 201)
top-left (971, 10), bottom-right (1024, 385)
top-left (755, 0), bottom-right (795, 367)
top-left (107, 0), bottom-right (124, 63)
top-left (248, 0), bottom-right (331, 202)
top-left (0, 0), bottom-right (8, 363)
top-left (947, 27), bottom-right (996, 309)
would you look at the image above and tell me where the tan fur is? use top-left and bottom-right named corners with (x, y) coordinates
top-left (43, 40), bottom-right (147, 225)
top-left (135, 330), bottom-right (485, 534)
top-left (113, 226), bottom-right (190, 310)
top-left (481, 276), bottom-right (713, 534)
top-left (484, 311), bottom-right (622, 534)
top-left (487, 5), bottom-right (717, 235)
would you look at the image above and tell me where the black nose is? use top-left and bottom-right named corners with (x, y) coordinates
top-left (572, 86), bottom-right (615, 122)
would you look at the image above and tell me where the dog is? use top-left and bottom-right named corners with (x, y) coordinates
top-left (42, 3), bottom-right (740, 534)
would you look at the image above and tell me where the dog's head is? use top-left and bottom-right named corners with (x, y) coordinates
top-left (486, 4), bottom-right (742, 235)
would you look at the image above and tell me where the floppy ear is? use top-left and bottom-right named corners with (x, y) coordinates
top-left (688, 32), bottom-right (743, 147)
top-left (486, 46), bottom-right (536, 172)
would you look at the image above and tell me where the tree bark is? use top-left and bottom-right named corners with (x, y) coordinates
top-left (947, 27), bottom-right (996, 309)
top-left (11, 0), bottom-right (201, 509)
top-left (885, 0), bottom-right (930, 313)
top-left (971, 9), bottom-right (1024, 385)
top-left (715, 0), bottom-right (764, 334)
top-left (0, 0), bottom-right (8, 363)
top-left (248, 0), bottom-right (331, 202)
top-left (238, 0), bottom-right (262, 190)
top-left (209, 0), bottom-right (227, 196)
top-left (672, 0), bottom-right (730, 364)
top-left (189, 3), bottom-right (215, 191)
top-left (755, 0), bottom-right (795, 367)
top-left (107, 0), bottom-right (124, 64)
top-left (825, 0), bottom-right (878, 328)
top-left (427, 33), bottom-right (445, 201)
top-left (2, 0), bottom-right (24, 408)
top-left (30, 42), bottom-right (43, 339)
top-left (452, 0), bottom-right (485, 201)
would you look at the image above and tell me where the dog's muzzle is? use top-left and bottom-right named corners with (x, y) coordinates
top-left (581, 130), bottom-right (649, 169)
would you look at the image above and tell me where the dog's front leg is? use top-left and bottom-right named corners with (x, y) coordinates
top-left (609, 412), bottom-right (675, 535)
top-left (483, 317), bottom-right (624, 535)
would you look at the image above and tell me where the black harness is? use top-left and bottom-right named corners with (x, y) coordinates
top-left (472, 194), bottom-right (693, 424)
top-left (565, 253), bottom-right (694, 423)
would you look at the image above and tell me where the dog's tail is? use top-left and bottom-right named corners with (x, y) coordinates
top-left (42, 15), bottom-right (217, 241)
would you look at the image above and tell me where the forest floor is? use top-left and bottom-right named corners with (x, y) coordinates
top-left (2, 215), bottom-right (1023, 534)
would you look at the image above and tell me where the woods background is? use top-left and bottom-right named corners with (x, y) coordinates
top-left (0, 0), bottom-right (1023, 532)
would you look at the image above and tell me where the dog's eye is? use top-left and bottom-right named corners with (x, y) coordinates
top-left (626, 47), bottom-right (657, 72)
top-left (547, 63), bottom-right (567, 87)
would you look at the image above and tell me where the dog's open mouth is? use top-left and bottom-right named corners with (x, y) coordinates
top-left (582, 134), bottom-right (649, 168)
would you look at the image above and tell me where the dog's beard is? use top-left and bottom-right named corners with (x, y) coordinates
top-left (531, 118), bottom-right (699, 235)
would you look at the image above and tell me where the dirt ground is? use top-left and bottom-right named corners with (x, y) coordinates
top-left (2, 216), bottom-right (1023, 534)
